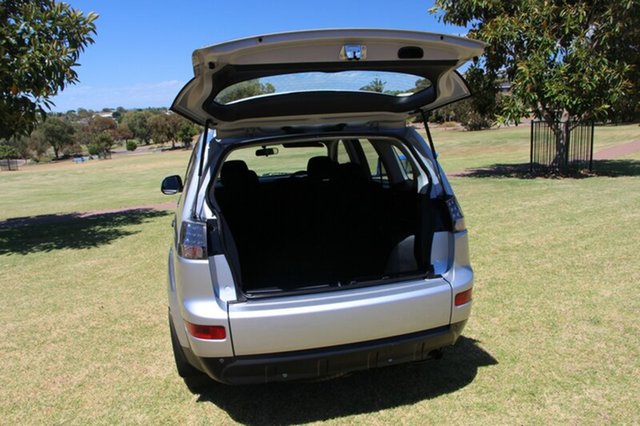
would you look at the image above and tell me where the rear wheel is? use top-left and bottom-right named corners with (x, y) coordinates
top-left (169, 313), bottom-right (201, 378)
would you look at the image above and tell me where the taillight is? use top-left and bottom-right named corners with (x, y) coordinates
top-left (185, 321), bottom-right (226, 340)
top-left (178, 221), bottom-right (207, 259)
top-left (455, 288), bottom-right (473, 306)
top-left (445, 196), bottom-right (466, 232)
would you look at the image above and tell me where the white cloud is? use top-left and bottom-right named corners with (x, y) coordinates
top-left (50, 80), bottom-right (185, 111)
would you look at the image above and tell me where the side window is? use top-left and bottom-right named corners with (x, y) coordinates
top-left (336, 140), bottom-right (350, 164)
top-left (359, 139), bottom-right (388, 183)
top-left (360, 139), bottom-right (419, 185)
top-left (392, 145), bottom-right (415, 181)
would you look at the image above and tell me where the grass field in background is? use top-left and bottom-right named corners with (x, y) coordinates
top-left (0, 149), bottom-right (191, 221)
top-left (423, 122), bottom-right (640, 172)
top-left (0, 124), bottom-right (639, 424)
top-left (2, 123), bottom-right (639, 221)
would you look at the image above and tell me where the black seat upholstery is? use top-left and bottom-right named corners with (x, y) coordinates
top-left (307, 156), bottom-right (338, 181)
top-left (214, 160), bottom-right (264, 286)
top-left (335, 162), bottom-right (368, 185)
top-left (212, 156), bottom-right (417, 292)
top-left (220, 160), bottom-right (258, 191)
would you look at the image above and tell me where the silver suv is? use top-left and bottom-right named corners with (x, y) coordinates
top-left (162, 29), bottom-right (484, 384)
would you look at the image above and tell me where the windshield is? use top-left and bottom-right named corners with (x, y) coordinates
top-left (215, 71), bottom-right (431, 104)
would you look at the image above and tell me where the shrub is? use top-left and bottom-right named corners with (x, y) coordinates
top-left (126, 140), bottom-right (137, 151)
top-left (87, 143), bottom-right (99, 156)
top-left (92, 132), bottom-right (114, 159)
top-left (0, 144), bottom-right (20, 159)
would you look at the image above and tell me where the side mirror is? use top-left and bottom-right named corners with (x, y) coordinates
top-left (161, 175), bottom-right (183, 195)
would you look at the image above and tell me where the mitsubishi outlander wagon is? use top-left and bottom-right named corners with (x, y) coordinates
top-left (162, 29), bottom-right (484, 384)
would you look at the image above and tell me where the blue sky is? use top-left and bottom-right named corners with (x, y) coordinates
top-left (51, 0), bottom-right (466, 111)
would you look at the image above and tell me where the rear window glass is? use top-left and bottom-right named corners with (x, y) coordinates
top-left (219, 137), bottom-right (421, 187)
top-left (224, 144), bottom-right (328, 176)
top-left (215, 71), bottom-right (431, 104)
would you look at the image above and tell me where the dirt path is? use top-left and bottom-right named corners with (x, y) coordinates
top-left (593, 140), bottom-right (640, 160)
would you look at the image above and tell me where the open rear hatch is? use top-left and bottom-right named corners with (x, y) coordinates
top-left (172, 29), bottom-right (486, 137)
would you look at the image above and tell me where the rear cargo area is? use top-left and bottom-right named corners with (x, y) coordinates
top-left (212, 153), bottom-right (429, 295)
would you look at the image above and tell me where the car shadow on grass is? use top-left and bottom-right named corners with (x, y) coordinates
top-left (0, 208), bottom-right (171, 255)
top-left (453, 159), bottom-right (640, 179)
top-left (186, 336), bottom-right (497, 425)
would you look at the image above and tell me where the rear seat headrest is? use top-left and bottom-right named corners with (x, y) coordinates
top-left (221, 160), bottom-right (249, 184)
top-left (336, 162), bottom-right (368, 183)
top-left (307, 156), bottom-right (337, 181)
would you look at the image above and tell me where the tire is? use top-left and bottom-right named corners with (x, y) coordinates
top-left (169, 312), bottom-right (202, 378)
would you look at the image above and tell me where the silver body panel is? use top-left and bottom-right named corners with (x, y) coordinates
top-left (227, 278), bottom-right (452, 355)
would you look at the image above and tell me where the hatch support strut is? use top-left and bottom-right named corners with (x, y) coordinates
top-left (420, 109), bottom-right (445, 192)
top-left (192, 120), bottom-right (211, 219)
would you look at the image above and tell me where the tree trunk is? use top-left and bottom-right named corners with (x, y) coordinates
top-left (546, 110), bottom-right (570, 173)
top-left (550, 122), bottom-right (569, 172)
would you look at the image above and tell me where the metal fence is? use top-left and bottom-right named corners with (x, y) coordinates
top-left (0, 159), bottom-right (20, 171)
top-left (530, 121), bottom-right (594, 171)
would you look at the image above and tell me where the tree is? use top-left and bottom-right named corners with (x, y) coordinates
top-left (40, 118), bottom-right (75, 159)
top-left (113, 122), bottom-right (133, 142)
top-left (27, 130), bottom-right (50, 159)
top-left (360, 78), bottom-right (386, 93)
top-left (216, 80), bottom-right (276, 104)
top-left (149, 114), bottom-right (171, 145)
top-left (0, 1), bottom-right (98, 140)
top-left (75, 108), bottom-right (94, 121)
top-left (165, 113), bottom-right (185, 149)
top-left (88, 116), bottom-right (117, 136)
top-left (413, 78), bottom-right (431, 91)
top-left (431, 0), bottom-right (639, 171)
top-left (90, 132), bottom-right (114, 158)
top-left (0, 135), bottom-right (30, 159)
top-left (177, 120), bottom-right (199, 149)
top-left (122, 111), bottom-right (152, 144)
top-left (0, 142), bottom-right (20, 160)
top-left (112, 106), bottom-right (126, 123)
top-left (159, 113), bottom-right (197, 149)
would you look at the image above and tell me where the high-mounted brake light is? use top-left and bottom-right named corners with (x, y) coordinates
top-left (185, 322), bottom-right (226, 340)
top-left (455, 288), bottom-right (473, 306)
top-left (340, 44), bottom-right (366, 61)
top-left (178, 221), bottom-right (207, 259)
top-left (445, 196), bottom-right (466, 232)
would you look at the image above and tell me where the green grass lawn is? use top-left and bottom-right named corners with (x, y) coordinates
top-left (1, 125), bottom-right (639, 424)
top-left (0, 149), bottom-right (192, 221)
top-left (425, 122), bottom-right (640, 172)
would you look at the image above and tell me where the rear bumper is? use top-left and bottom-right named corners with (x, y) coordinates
top-left (188, 321), bottom-right (466, 384)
